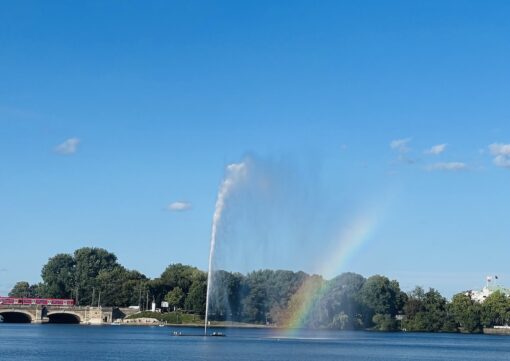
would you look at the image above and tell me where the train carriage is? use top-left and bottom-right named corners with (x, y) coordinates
top-left (0, 296), bottom-right (74, 306)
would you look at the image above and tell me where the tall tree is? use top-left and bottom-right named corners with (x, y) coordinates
top-left (96, 266), bottom-right (147, 307)
top-left (208, 270), bottom-right (244, 320)
top-left (165, 287), bottom-right (185, 310)
top-left (450, 293), bottom-right (482, 333)
top-left (41, 253), bottom-right (76, 299)
top-left (9, 281), bottom-right (41, 298)
top-left (358, 275), bottom-right (403, 328)
top-left (481, 291), bottom-right (510, 327)
top-left (152, 263), bottom-right (205, 305)
top-left (278, 274), bottom-right (324, 328)
top-left (73, 247), bottom-right (118, 305)
top-left (185, 274), bottom-right (207, 314)
top-left (320, 272), bottom-right (366, 329)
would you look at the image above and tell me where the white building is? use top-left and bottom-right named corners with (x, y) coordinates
top-left (467, 276), bottom-right (510, 303)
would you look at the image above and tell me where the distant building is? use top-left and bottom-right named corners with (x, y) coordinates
top-left (466, 275), bottom-right (510, 303)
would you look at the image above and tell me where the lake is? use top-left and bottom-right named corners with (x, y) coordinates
top-left (1, 324), bottom-right (510, 361)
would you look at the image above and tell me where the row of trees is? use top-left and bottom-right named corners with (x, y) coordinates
top-left (9, 247), bottom-right (510, 333)
top-left (10, 248), bottom-right (147, 307)
top-left (402, 287), bottom-right (510, 333)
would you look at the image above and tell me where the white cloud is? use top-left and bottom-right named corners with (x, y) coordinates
top-left (426, 162), bottom-right (467, 171)
top-left (489, 143), bottom-right (510, 155)
top-left (390, 138), bottom-right (417, 165)
top-left (390, 138), bottom-right (412, 153)
top-left (489, 143), bottom-right (510, 168)
top-left (55, 137), bottom-right (80, 155)
top-left (493, 155), bottom-right (510, 168)
top-left (425, 144), bottom-right (447, 155)
top-left (167, 201), bottom-right (192, 212)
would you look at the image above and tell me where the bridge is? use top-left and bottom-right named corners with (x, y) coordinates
top-left (0, 305), bottom-right (114, 324)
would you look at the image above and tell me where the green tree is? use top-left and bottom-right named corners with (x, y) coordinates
top-left (320, 272), bottom-right (366, 329)
top-left (159, 263), bottom-right (200, 293)
top-left (96, 266), bottom-right (147, 307)
top-left (403, 287), bottom-right (455, 332)
top-left (208, 270), bottom-right (244, 320)
top-left (331, 312), bottom-right (350, 330)
top-left (421, 288), bottom-right (449, 331)
top-left (9, 281), bottom-right (41, 298)
top-left (152, 263), bottom-right (204, 306)
top-left (73, 247), bottom-right (118, 305)
top-left (450, 293), bottom-right (482, 333)
top-left (41, 253), bottom-right (76, 299)
top-left (185, 275), bottom-right (207, 314)
top-left (165, 287), bottom-right (185, 309)
top-left (481, 291), bottom-right (510, 327)
top-left (265, 270), bottom-right (308, 321)
top-left (372, 313), bottom-right (397, 331)
top-left (358, 275), bottom-right (403, 327)
top-left (239, 269), bottom-right (310, 324)
top-left (278, 275), bottom-right (324, 328)
top-left (403, 287), bottom-right (425, 317)
top-left (241, 272), bottom-right (268, 323)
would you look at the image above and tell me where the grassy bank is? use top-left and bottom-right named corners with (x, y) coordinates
top-left (125, 312), bottom-right (274, 328)
top-left (126, 311), bottom-right (202, 324)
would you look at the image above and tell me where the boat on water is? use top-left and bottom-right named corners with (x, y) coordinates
top-left (170, 331), bottom-right (226, 337)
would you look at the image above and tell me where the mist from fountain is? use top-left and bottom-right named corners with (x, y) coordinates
top-left (203, 155), bottom-right (352, 334)
top-left (204, 161), bottom-right (247, 335)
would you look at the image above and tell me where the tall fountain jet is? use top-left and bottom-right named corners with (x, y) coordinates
top-left (204, 161), bottom-right (247, 335)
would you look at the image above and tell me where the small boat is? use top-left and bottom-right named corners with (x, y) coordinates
top-left (211, 332), bottom-right (225, 337)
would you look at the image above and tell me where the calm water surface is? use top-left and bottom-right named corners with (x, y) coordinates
top-left (1, 324), bottom-right (510, 361)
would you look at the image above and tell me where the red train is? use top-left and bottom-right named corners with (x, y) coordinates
top-left (0, 296), bottom-right (74, 306)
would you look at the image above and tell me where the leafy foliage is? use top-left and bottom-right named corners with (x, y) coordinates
top-left (480, 291), bottom-right (510, 327)
top-left (8, 281), bottom-right (42, 298)
top-left (450, 293), bottom-right (482, 333)
top-left (41, 253), bottom-right (76, 298)
top-left (9, 247), bottom-right (502, 334)
top-left (37, 247), bottom-right (145, 307)
top-left (402, 287), bottom-right (454, 332)
top-left (165, 287), bottom-right (185, 309)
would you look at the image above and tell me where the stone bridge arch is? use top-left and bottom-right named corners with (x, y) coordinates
top-left (0, 309), bottom-right (34, 323)
top-left (46, 311), bottom-right (82, 324)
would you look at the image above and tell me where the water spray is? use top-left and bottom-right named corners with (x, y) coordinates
top-left (205, 162), bottom-right (247, 335)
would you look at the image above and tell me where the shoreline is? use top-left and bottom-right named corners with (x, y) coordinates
top-left (105, 322), bottom-right (510, 336)
top-left (3, 321), bottom-right (510, 336)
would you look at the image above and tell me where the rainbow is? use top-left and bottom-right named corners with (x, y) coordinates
top-left (281, 208), bottom-right (383, 335)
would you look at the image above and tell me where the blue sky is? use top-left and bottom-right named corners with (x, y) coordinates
top-left (1, 1), bottom-right (509, 297)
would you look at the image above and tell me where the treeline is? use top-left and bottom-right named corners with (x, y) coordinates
top-left (9, 247), bottom-right (510, 333)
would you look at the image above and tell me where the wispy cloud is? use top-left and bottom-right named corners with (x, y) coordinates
top-left (167, 201), bottom-right (192, 212)
top-left (390, 138), bottom-right (412, 153)
top-left (489, 143), bottom-right (510, 169)
top-left (55, 137), bottom-right (80, 155)
top-left (0, 268), bottom-right (7, 272)
top-left (390, 138), bottom-right (417, 164)
top-left (426, 162), bottom-right (467, 171)
top-left (425, 144), bottom-right (447, 155)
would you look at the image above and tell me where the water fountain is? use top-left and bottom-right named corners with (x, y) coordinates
top-left (203, 156), bottom-right (335, 335)
top-left (204, 162), bottom-right (247, 335)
